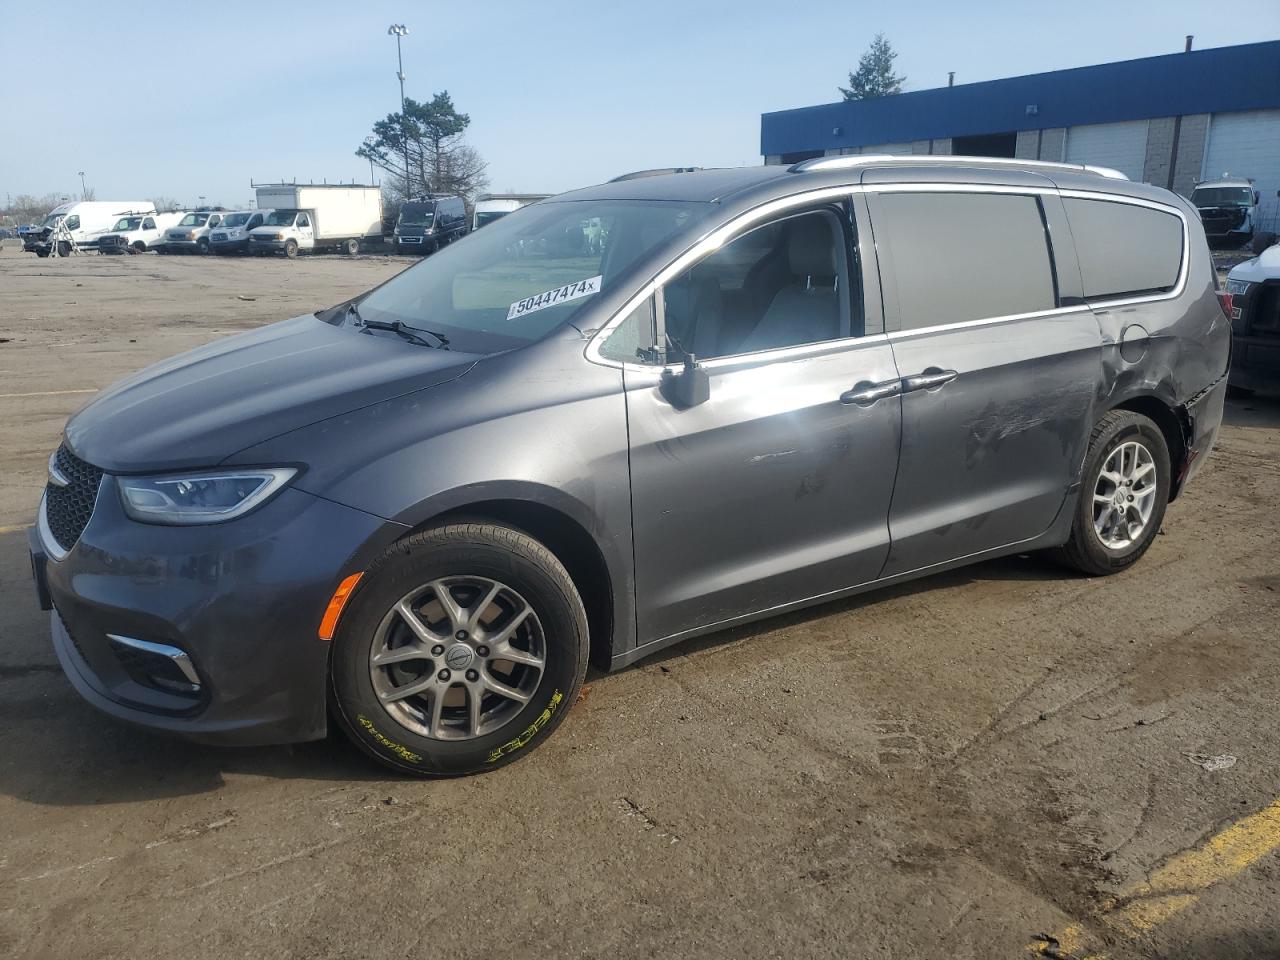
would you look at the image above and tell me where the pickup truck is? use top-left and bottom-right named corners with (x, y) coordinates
top-left (98, 212), bottom-right (185, 254)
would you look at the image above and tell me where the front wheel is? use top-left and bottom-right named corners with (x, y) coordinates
top-left (1055, 410), bottom-right (1170, 576)
top-left (330, 523), bottom-right (589, 776)
top-left (283, 239), bottom-right (298, 259)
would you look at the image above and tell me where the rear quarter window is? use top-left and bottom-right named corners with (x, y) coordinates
top-left (1063, 198), bottom-right (1183, 301)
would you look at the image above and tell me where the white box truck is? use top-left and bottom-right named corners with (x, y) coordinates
top-left (248, 183), bottom-right (382, 258)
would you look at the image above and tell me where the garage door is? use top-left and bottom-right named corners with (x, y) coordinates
top-left (1203, 110), bottom-right (1280, 230)
top-left (1064, 121), bottom-right (1149, 181)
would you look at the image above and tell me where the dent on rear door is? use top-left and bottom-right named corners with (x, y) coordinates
top-left (870, 189), bottom-right (1102, 577)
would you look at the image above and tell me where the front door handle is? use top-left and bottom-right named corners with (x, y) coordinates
top-left (840, 379), bottom-right (902, 406)
top-left (901, 368), bottom-right (958, 393)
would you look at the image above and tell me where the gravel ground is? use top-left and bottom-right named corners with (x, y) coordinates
top-left (1, 244), bottom-right (1278, 960)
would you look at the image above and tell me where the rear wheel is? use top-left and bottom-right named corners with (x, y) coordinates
top-left (1055, 410), bottom-right (1170, 576)
top-left (330, 523), bottom-right (588, 776)
top-left (343, 238), bottom-right (359, 255)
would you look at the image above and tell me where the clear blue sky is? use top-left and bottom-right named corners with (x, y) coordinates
top-left (3, 0), bottom-right (1278, 208)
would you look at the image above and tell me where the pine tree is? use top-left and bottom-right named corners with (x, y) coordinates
top-left (839, 34), bottom-right (906, 101)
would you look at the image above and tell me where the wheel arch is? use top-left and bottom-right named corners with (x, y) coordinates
top-left (400, 498), bottom-right (617, 671)
top-left (1110, 393), bottom-right (1191, 500)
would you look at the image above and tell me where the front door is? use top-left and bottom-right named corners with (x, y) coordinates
top-left (616, 198), bottom-right (903, 645)
top-left (865, 187), bottom-right (1101, 577)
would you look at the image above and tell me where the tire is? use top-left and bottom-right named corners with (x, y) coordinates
top-left (1055, 410), bottom-right (1170, 576)
top-left (196, 237), bottom-right (210, 255)
top-left (330, 522), bottom-right (589, 776)
top-left (284, 239), bottom-right (298, 259)
top-left (343, 238), bottom-right (359, 256)
top-left (132, 241), bottom-right (146, 254)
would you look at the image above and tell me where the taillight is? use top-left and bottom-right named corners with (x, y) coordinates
top-left (1216, 290), bottom-right (1233, 318)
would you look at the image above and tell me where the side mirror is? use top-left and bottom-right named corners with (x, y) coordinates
top-left (659, 355), bottom-right (710, 409)
top-left (1255, 191), bottom-right (1261, 205)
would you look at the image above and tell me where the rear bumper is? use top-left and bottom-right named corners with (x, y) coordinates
top-left (1177, 374), bottom-right (1229, 491)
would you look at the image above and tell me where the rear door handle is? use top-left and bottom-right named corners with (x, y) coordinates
top-left (840, 379), bottom-right (902, 406)
top-left (901, 368), bottom-right (958, 393)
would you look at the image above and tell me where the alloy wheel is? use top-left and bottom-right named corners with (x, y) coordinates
top-left (369, 576), bottom-right (546, 740)
top-left (1092, 440), bottom-right (1158, 550)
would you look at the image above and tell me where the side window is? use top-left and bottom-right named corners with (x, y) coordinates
top-left (143, 218), bottom-right (155, 230)
top-left (599, 297), bottom-right (657, 364)
top-left (250, 215), bottom-right (262, 228)
top-left (65, 215), bottom-right (81, 230)
top-left (873, 192), bottom-right (1056, 330)
top-left (209, 215), bottom-right (221, 227)
top-left (1063, 198), bottom-right (1183, 300)
top-left (298, 214), bottom-right (311, 228)
top-left (660, 207), bottom-right (855, 361)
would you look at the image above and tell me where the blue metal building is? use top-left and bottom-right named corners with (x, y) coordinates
top-left (761, 40), bottom-right (1280, 202)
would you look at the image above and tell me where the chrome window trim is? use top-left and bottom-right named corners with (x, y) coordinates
top-left (585, 185), bottom-right (862, 371)
top-left (1055, 188), bottom-right (1192, 308)
top-left (585, 182), bottom-right (1190, 371)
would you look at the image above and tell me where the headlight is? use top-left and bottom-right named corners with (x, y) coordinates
top-left (118, 468), bottom-right (296, 524)
top-left (1225, 279), bottom-right (1252, 297)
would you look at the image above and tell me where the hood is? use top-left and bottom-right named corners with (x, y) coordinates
top-left (1228, 244), bottom-right (1280, 283)
top-left (66, 314), bottom-right (476, 473)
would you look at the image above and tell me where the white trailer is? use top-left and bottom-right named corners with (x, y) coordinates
top-left (248, 184), bottom-right (382, 257)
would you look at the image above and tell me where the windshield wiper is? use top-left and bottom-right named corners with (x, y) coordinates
top-left (347, 303), bottom-right (450, 349)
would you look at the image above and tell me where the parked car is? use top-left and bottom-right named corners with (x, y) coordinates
top-left (248, 184), bottom-right (381, 258)
top-left (1191, 177), bottom-right (1261, 247)
top-left (29, 157), bottom-right (1228, 776)
top-left (97, 212), bottom-right (185, 254)
top-left (472, 193), bottom-right (550, 231)
top-left (1224, 236), bottom-right (1280, 392)
top-left (392, 195), bottom-right (467, 254)
top-left (209, 210), bottom-right (271, 255)
top-left (23, 200), bottom-right (156, 256)
top-left (159, 209), bottom-right (228, 254)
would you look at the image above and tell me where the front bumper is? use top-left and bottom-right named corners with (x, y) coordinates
top-left (164, 239), bottom-right (203, 251)
top-left (31, 478), bottom-right (393, 745)
top-left (211, 238), bottom-right (250, 254)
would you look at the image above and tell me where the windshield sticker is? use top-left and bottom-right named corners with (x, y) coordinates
top-left (507, 275), bottom-right (602, 321)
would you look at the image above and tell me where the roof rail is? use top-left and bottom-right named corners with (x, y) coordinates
top-left (609, 167), bottom-right (703, 182)
top-left (788, 154), bottom-right (1129, 181)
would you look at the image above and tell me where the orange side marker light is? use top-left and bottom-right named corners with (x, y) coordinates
top-left (318, 572), bottom-right (364, 640)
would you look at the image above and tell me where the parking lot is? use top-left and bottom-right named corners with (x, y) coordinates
top-left (1, 243), bottom-right (1278, 959)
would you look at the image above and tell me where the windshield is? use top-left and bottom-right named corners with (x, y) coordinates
top-left (265, 209), bottom-right (298, 226)
top-left (113, 217), bottom-right (144, 231)
top-left (1193, 187), bottom-right (1253, 207)
top-left (399, 202), bottom-right (437, 227)
top-left (474, 211), bottom-right (509, 228)
top-left (223, 213), bottom-right (252, 227)
top-left (42, 213), bottom-right (64, 227)
top-left (358, 198), bottom-right (708, 352)
top-left (179, 213), bottom-right (210, 227)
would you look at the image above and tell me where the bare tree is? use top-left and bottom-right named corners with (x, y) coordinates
top-left (149, 196), bottom-right (182, 212)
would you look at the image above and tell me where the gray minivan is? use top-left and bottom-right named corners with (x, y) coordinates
top-left (30, 157), bottom-right (1229, 775)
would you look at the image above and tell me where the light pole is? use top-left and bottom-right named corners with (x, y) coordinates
top-left (78, 171), bottom-right (86, 200)
top-left (387, 24), bottom-right (411, 196)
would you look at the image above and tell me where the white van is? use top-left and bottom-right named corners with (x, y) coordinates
top-left (24, 200), bottom-right (156, 256)
top-left (472, 193), bottom-right (550, 231)
top-left (98, 212), bottom-right (186, 254)
top-left (159, 209), bottom-right (228, 254)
